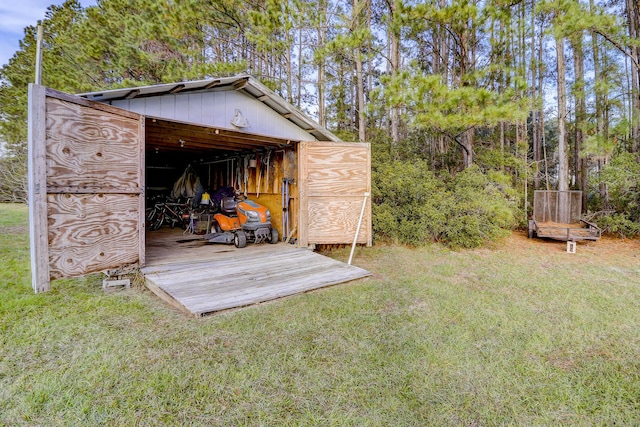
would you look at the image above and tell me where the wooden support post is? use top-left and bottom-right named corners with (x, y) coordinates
top-left (348, 192), bottom-right (369, 266)
top-left (35, 24), bottom-right (43, 85)
top-left (28, 84), bottom-right (50, 292)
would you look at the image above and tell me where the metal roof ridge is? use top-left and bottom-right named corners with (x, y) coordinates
top-left (242, 77), bottom-right (341, 143)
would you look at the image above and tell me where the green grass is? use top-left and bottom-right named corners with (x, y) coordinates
top-left (2, 203), bottom-right (640, 425)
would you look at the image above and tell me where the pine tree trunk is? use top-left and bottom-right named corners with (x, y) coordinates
top-left (316, 0), bottom-right (326, 128)
top-left (556, 33), bottom-right (569, 192)
top-left (388, 0), bottom-right (401, 145)
top-left (456, 0), bottom-right (475, 168)
top-left (538, 19), bottom-right (549, 189)
top-left (438, 0), bottom-right (449, 82)
top-left (626, 0), bottom-right (640, 152)
top-left (286, 31), bottom-right (293, 104)
top-left (590, 0), bottom-right (609, 204)
top-left (531, 0), bottom-right (541, 189)
top-left (500, 122), bottom-right (505, 170)
top-left (353, 0), bottom-right (367, 142)
top-left (297, 27), bottom-right (303, 108)
top-left (462, 130), bottom-right (474, 168)
top-left (571, 33), bottom-right (588, 210)
top-left (355, 54), bottom-right (366, 142)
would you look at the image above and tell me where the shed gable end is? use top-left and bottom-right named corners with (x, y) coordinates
top-left (110, 90), bottom-right (314, 142)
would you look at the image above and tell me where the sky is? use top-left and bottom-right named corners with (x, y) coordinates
top-left (0, 0), bottom-right (96, 68)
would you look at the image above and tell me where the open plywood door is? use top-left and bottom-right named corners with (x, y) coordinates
top-left (28, 85), bottom-right (145, 292)
top-left (298, 141), bottom-right (371, 247)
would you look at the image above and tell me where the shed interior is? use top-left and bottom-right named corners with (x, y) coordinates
top-left (144, 116), bottom-right (299, 244)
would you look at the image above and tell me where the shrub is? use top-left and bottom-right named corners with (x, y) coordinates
top-left (372, 161), bottom-right (520, 248)
top-left (372, 160), bottom-right (449, 244)
top-left (595, 213), bottom-right (640, 238)
top-left (590, 152), bottom-right (640, 238)
top-left (443, 166), bottom-right (519, 247)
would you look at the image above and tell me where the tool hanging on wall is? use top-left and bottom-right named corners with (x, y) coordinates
top-left (256, 152), bottom-right (262, 198)
top-left (235, 156), bottom-right (242, 193)
top-left (283, 148), bottom-right (296, 180)
top-left (264, 149), bottom-right (272, 193)
top-left (243, 155), bottom-right (249, 197)
top-left (282, 177), bottom-right (293, 241)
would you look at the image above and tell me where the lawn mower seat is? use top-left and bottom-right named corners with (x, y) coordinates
top-left (220, 196), bottom-right (237, 215)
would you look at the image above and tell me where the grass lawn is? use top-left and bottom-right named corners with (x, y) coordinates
top-left (2, 202), bottom-right (640, 425)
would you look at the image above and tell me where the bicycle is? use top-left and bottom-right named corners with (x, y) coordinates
top-left (149, 199), bottom-right (191, 231)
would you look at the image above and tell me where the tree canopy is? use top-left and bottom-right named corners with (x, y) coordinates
top-left (1, 0), bottom-right (639, 237)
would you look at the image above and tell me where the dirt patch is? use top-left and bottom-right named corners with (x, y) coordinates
top-left (501, 231), bottom-right (640, 265)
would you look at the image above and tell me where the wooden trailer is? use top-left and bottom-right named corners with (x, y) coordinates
top-left (528, 190), bottom-right (601, 242)
top-left (28, 76), bottom-right (372, 296)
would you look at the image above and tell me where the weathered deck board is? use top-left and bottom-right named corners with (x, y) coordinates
top-left (143, 229), bottom-right (370, 315)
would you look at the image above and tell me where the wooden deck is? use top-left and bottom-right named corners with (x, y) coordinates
top-left (142, 228), bottom-right (371, 316)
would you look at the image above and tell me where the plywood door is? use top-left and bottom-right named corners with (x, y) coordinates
top-left (298, 141), bottom-right (371, 247)
top-left (28, 85), bottom-right (145, 292)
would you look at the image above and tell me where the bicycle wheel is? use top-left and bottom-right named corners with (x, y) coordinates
top-left (145, 207), bottom-right (158, 228)
top-left (150, 212), bottom-right (165, 231)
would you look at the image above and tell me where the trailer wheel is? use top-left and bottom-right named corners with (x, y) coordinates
top-left (269, 228), bottom-right (279, 244)
top-left (234, 232), bottom-right (247, 248)
top-left (527, 220), bottom-right (536, 239)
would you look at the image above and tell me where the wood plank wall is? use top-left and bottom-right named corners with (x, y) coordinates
top-left (298, 141), bottom-right (371, 247)
top-left (39, 89), bottom-right (145, 282)
top-left (199, 148), bottom-right (299, 241)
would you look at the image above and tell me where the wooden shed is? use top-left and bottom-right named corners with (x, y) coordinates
top-left (28, 76), bottom-right (372, 299)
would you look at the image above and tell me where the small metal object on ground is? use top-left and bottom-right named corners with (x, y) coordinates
top-left (102, 278), bottom-right (131, 291)
top-left (567, 241), bottom-right (577, 254)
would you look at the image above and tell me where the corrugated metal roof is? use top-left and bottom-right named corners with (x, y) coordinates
top-left (77, 75), bottom-right (341, 142)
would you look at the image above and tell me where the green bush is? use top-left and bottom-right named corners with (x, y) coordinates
top-left (590, 152), bottom-right (640, 238)
top-left (372, 161), bottom-right (520, 248)
top-left (595, 213), bottom-right (640, 238)
top-left (445, 166), bottom-right (518, 247)
top-left (372, 160), bottom-right (449, 244)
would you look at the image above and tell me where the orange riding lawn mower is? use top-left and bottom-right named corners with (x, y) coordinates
top-left (204, 196), bottom-right (278, 248)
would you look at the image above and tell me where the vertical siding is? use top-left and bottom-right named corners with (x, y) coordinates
top-left (175, 94), bottom-right (189, 121)
top-left (160, 95), bottom-right (175, 117)
top-left (145, 98), bottom-right (161, 117)
top-left (128, 98), bottom-right (146, 114)
top-left (188, 93), bottom-right (202, 123)
top-left (200, 92), bottom-right (215, 126)
top-left (113, 90), bottom-right (316, 141)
